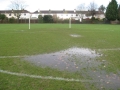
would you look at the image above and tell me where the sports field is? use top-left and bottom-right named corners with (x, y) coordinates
top-left (0, 24), bottom-right (120, 90)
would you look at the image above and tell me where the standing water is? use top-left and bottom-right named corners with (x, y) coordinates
top-left (24, 47), bottom-right (120, 89)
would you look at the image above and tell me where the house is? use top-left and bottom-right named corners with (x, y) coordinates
top-left (0, 9), bottom-right (105, 22)
top-left (0, 10), bottom-right (30, 19)
top-left (94, 11), bottom-right (105, 19)
top-left (33, 9), bottom-right (105, 22)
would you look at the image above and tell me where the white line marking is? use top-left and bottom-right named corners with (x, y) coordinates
top-left (98, 48), bottom-right (120, 51)
top-left (0, 69), bottom-right (100, 82)
top-left (0, 56), bottom-right (27, 58)
top-left (0, 48), bottom-right (120, 58)
top-left (0, 48), bottom-right (120, 59)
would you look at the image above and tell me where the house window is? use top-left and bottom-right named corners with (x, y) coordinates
top-left (14, 13), bottom-right (16, 16)
top-left (76, 14), bottom-right (78, 16)
top-left (9, 13), bottom-right (11, 16)
top-left (24, 13), bottom-right (26, 16)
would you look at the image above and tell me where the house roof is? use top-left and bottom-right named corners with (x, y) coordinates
top-left (0, 10), bottom-right (104, 15)
top-left (33, 10), bottom-right (104, 14)
top-left (0, 10), bottom-right (30, 14)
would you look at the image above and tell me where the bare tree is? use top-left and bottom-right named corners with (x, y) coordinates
top-left (88, 1), bottom-right (98, 17)
top-left (9, 0), bottom-right (27, 23)
top-left (98, 5), bottom-right (106, 12)
top-left (77, 3), bottom-right (86, 22)
top-left (77, 3), bottom-right (86, 11)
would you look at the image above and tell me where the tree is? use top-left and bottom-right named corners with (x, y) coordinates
top-left (9, 0), bottom-right (27, 23)
top-left (52, 14), bottom-right (58, 23)
top-left (98, 5), bottom-right (106, 12)
top-left (43, 15), bottom-right (53, 23)
top-left (88, 1), bottom-right (98, 17)
top-left (0, 14), bottom-right (6, 22)
top-left (38, 15), bottom-right (43, 23)
top-left (77, 3), bottom-right (86, 22)
top-left (118, 5), bottom-right (120, 20)
top-left (105, 0), bottom-right (118, 21)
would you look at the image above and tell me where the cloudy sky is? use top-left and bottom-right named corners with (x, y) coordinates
top-left (0, 0), bottom-right (120, 12)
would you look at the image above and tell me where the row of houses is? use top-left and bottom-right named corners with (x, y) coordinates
top-left (0, 9), bottom-right (105, 22)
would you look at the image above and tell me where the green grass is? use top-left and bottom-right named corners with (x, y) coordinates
top-left (0, 24), bottom-right (120, 90)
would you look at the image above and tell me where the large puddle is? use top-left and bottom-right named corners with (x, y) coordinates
top-left (24, 47), bottom-right (101, 72)
top-left (24, 47), bottom-right (120, 89)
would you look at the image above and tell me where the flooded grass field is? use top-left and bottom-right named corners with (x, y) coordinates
top-left (24, 47), bottom-right (101, 72)
top-left (0, 24), bottom-right (120, 90)
top-left (24, 47), bottom-right (120, 89)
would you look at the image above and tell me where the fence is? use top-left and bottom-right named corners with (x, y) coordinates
top-left (0, 19), bottom-right (39, 23)
top-left (1, 18), bottom-right (119, 24)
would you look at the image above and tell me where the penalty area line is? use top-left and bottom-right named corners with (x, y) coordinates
top-left (0, 69), bottom-right (100, 82)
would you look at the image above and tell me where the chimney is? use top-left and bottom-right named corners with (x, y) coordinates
top-left (49, 9), bottom-right (51, 13)
top-left (74, 9), bottom-right (76, 13)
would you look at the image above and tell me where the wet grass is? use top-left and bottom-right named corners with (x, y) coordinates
top-left (0, 73), bottom-right (86, 90)
top-left (0, 24), bottom-right (120, 90)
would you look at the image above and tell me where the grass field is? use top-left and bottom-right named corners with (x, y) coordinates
top-left (0, 24), bottom-right (120, 90)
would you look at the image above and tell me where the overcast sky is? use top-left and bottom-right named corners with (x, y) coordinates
top-left (0, 0), bottom-right (120, 12)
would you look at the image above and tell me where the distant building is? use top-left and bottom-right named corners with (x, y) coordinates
top-left (33, 9), bottom-right (105, 21)
top-left (0, 10), bottom-right (30, 19)
top-left (0, 9), bottom-right (105, 22)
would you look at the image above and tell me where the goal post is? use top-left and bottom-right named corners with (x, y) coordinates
top-left (29, 13), bottom-right (32, 29)
top-left (69, 17), bottom-right (71, 28)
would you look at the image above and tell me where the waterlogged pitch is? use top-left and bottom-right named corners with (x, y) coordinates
top-left (0, 24), bottom-right (120, 90)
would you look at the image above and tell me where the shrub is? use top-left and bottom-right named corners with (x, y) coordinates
top-left (9, 17), bottom-right (15, 23)
top-left (43, 15), bottom-right (53, 23)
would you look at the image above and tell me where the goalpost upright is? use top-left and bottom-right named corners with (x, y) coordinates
top-left (29, 13), bottom-right (31, 29)
top-left (29, 12), bottom-right (33, 29)
top-left (69, 17), bottom-right (71, 28)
